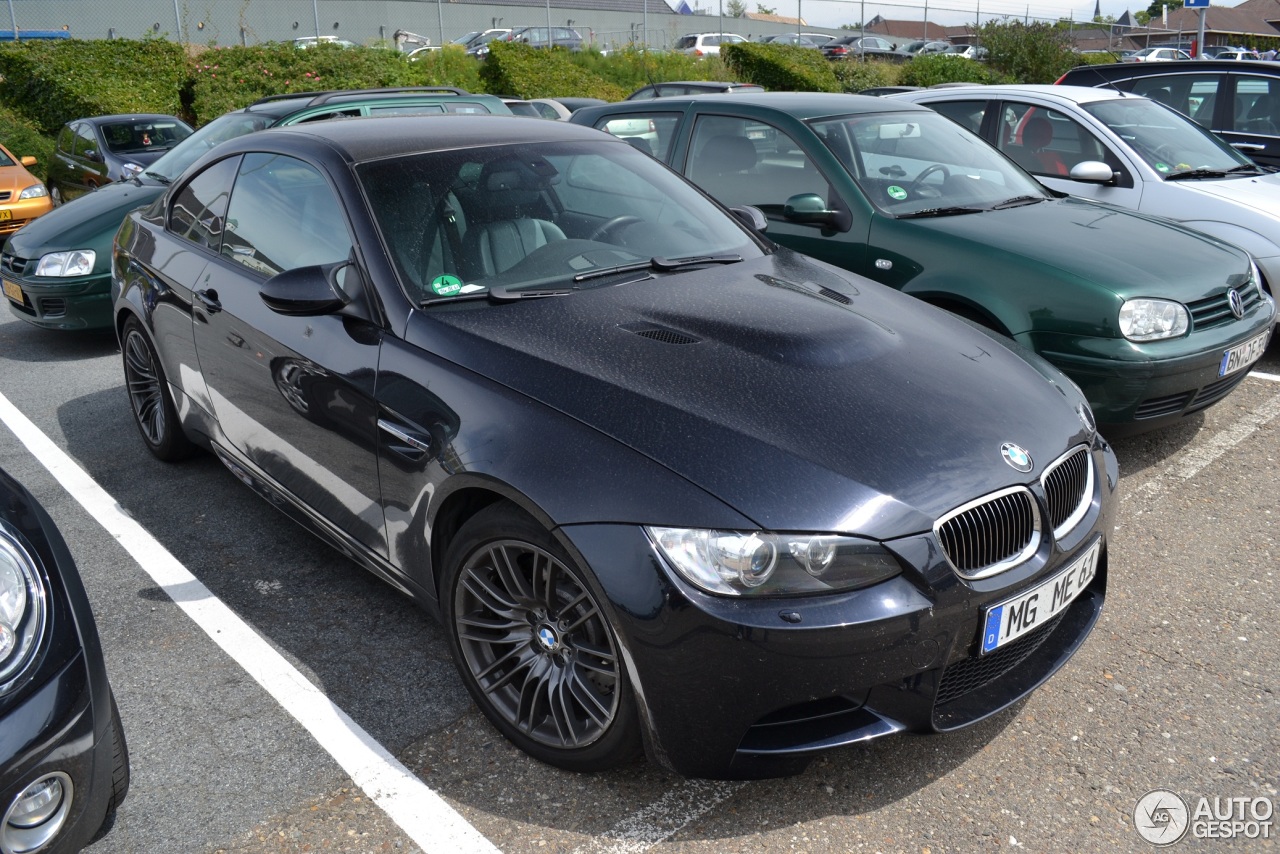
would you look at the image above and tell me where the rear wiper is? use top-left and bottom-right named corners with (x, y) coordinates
top-left (990, 195), bottom-right (1046, 210)
top-left (142, 170), bottom-right (171, 185)
top-left (1165, 168), bottom-right (1228, 181)
top-left (897, 205), bottom-right (985, 219)
top-left (572, 253), bottom-right (742, 282)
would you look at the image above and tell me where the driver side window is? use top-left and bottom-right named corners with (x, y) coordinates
top-left (684, 115), bottom-right (830, 210)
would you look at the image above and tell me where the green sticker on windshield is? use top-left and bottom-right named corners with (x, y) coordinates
top-left (431, 275), bottom-right (463, 296)
top-left (887, 185), bottom-right (908, 201)
top-left (1155, 162), bottom-right (1170, 173)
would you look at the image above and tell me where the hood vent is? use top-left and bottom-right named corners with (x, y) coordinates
top-left (620, 323), bottom-right (701, 345)
top-left (819, 287), bottom-right (852, 305)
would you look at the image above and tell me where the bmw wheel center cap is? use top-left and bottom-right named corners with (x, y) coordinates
top-left (1001, 442), bottom-right (1033, 473)
top-left (536, 625), bottom-right (560, 652)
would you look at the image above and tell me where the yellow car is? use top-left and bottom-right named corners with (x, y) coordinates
top-left (0, 142), bottom-right (52, 237)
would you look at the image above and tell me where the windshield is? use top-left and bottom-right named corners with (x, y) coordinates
top-left (811, 110), bottom-right (1050, 215)
top-left (358, 140), bottom-right (763, 304)
top-left (1081, 98), bottom-right (1257, 177)
top-left (145, 112), bottom-right (276, 182)
top-left (100, 120), bottom-right (191, 155)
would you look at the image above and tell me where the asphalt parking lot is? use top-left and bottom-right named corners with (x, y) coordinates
top-left (0, 309), bottom-right (1276, 853)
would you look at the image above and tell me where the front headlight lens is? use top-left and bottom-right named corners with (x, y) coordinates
top-left (17, 184), bottom-right (48, 200)
top-left (34, 250), bottom-right (95, 278)
top-left (1119, 298), bottom-right (1189, 341)
top-left (0, 531), bottom-right (45, 690)
top-left (647, 528), bottom-right (901, 597)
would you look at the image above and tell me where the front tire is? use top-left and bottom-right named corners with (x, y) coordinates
top-left (441, 502), bottom-right (641, 772)
top-left (121, 317), bottom-right (194, 461)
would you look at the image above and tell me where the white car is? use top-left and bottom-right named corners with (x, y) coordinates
top-left (1123, 47), bottom-right (1192, 62)
top-left (891, 84), bottom-right (1280, 293)
top-left (674, 32), bottom-right (747, 57)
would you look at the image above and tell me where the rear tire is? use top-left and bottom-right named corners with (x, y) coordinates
top-left (441, 502), bottom-right (642, 772)
top-left (121, 316), bottom-right (194, 461)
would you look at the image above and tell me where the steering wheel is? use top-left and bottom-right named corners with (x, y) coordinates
top-left (1148, 143), bottom-right (1180, 165)
top-left (909, 163), bottom-right (951, 195)
top-left (589, 215), bottom-right (643, 243)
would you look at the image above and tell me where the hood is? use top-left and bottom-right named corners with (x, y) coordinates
top-left (6, 181), bottom-right (165, 260)
top-left (410, 251), bottom-right (1093, 538)
top-left (0, 164), bottom-right (38, 195)
top-left (895, 196), bottom-right (1247, 301)
top-left (1178, 171), bottom-right (1280, 218)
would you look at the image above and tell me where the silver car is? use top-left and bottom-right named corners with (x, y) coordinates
top-left (892, 84), bottom-right (1280, 294)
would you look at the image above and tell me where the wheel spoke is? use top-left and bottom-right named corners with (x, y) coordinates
top-left (571, 640), bottom-right (618, 675)
top-left (461, 568), bottom-right (521, 618)
top-left (492, 544), bottom-right (533, 602)
top-left (567, 667), bottom-right (614, 730)
top-left (560, 602), bottom-right (599, 635)
top-left (474, 642), bottom-right (532, 686)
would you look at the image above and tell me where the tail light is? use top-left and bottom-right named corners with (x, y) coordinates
top-left (695, 48), bottom-right (704, 56)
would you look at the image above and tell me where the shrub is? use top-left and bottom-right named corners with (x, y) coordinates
top-left (832, 58), bottom-right (901, 93)
top-left (898, 55), bottom-right (994, 87)
top-left (978, 21), bottom-right (1077, 85)
top-left (480, 42), bottom-right (625, 100)
top-left (570, 47), bottom-right (728, 93)
top-left (720, 42), bottom-right (841, 92)
top-left (0, 106), bottom-right (55, 180)
top-left (0, 38), bottom-right (188, 133)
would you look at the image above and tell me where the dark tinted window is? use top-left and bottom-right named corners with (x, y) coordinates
top-left (221, 153), bottom-right (352, 276)
top-left (169, 156), bottom-right (239, 251)
top-left (72, 124), bottom-right (96, 157)
top-left (930, 99), bottom-right (989, 134)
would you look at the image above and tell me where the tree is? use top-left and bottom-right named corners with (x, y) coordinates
top-left (1135, 10), bottom-right (1153, 24)
top-left (756, 3), bottom-right (777, 14)
top-left (978, 19), bottom-right (1076, 84)
top-left (1145, 0), bottom-right (1183, 16)
top-left (840, 22), bottom-right (863, 30)
top-left (726, 0), bottom-right (746, 15)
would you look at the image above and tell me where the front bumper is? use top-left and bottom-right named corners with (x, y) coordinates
top-left (2, 272), bottom-right (112, 331)
top-left (1027, 295), bottom-right (1275, 436)
top-left (558, 444), bottom-right (1117, 779)
top-left (0, 197), bottom-right (53, 238)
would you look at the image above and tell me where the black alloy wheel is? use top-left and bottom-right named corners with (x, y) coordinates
top-left (121, 317), bottom-right (193, 461)
top-left (443, 503), bottom-right (640, 772)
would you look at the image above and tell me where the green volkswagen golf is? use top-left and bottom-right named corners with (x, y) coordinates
top-left (572, 92), bottom-right (1276, 435)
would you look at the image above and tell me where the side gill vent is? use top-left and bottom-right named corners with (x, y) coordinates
top-left (620, 323), bottom-right (701, 345)
top-left (819, 287), bottom-right (852, 305)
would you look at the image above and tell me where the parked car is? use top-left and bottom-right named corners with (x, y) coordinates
top-left (758, 33), bottom-right (824, 48)
top-left (503, 98), bottom-right (575, 120)
top-left (895, 39), bottom-right (951, 58)
top-left (573, 92), bottom-right (1276, 434)
top-left (894, 83), bottom-right (1280, 298)
top-left (292, 35), bottom-right (359, 48)
top-left (674, 32), bottom-right (748, 57)
top-left (112, 112), bottom-right (1115, 780)
top-left (545, 96), bottom-right (609, 113)
top-left (625, 81), bottom-right (764, 100)
top-left (822, 35), bottom-right (899, 61)
top-left (471, 26), bottom-right (582, 56)
top-left (1057, 58), bottom-right (1280, 169)
top-left (2, 88), bottom-right (511, 331)
top-left (941, 44), bottom-right (988, 60)
top-left (445, 28), bottom-right (510, 52)
top-left (0, 141), bottom-right (52, 238)
top-left (0, 466), bottom-right (128, 853)
top-left (1122, 46), bottom-right (1192, 62)
top-left (46, 114), bottom-right (193, 206)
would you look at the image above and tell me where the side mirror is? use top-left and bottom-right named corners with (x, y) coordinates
top-left (84, 149), bottom-right (103, 163)
top-left (19, 156), bottom-right (36, 167)
top-left (729, 205), bottom-right (768, 232)
top-left (782, 193), bottom-right (850, 230)
top-left (1069, 160), bottom-right (1116, 184)
top-left (260, 260), bottom-right (355, 316)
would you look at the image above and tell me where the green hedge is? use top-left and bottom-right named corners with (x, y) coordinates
top-left (0, 38), bottom-right (187, 133)
top-left (479, 42), bottom-right (625, 100)
top-left (0, 105), bottom-right (55, 180)
top-left (569, 47), bottom-right (730, 93)
top-left (898, 55), bottom-right (995, 87)
top-left (831, 58), bottom-right (902, 93)
top-left (721, 42), bottom-right (841, 92)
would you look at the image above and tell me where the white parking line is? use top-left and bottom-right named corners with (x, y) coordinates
top-left (573, 780), bottom-right (746, 854)
top-left (0, 391), bottom-right (497, 854)
top-left (1252, 370), bottom-right (1280, 382)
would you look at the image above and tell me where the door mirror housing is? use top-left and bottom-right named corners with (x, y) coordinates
top-left (260, 260), bottom-right (356, 316)
top-left (1069, 160), bottom-right (1116, 184)
top-left (729, 205), bottom-right (768, 232)
top-left (783, 193), bottom-right (851, 231)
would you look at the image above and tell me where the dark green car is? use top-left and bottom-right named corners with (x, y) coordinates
top-left (572, 92), bottom-right (1276, 435)
top-left (2, 88), bottom-right (511, 331)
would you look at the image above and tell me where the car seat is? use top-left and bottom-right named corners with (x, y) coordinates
top-left (462, 164), bottom-right (565, 278)
top-left (1022, 117), bottom-right (1069, 176)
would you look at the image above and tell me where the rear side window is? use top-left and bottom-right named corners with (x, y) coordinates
top-left (169, 156), bottom-right (239, 251)
top-left (594, 112), bottom-right (682, 161)
top-left (930, 99), bottom-right (989, 135)
top-left (1233, 77), bottom-right (1280, 136)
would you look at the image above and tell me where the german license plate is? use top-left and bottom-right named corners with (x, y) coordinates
top-left (1219, 330), bottom-right (1271, 377)
top-left (980, 539), bottom-right (1100, 654)
top-left (2, 278), bottom-right (22, 303)
top-left (0, 210), bottom-right (10, 221)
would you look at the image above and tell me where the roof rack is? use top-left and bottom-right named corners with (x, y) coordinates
top-left (248, 87), bottom-right (472, 109)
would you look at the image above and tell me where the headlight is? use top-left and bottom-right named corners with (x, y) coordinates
top-left (1118, 298), bottom-right (1188, 341)
top-left (0, 531), bottom-right (46, 691)
top-left (646, 527), bottom-right (901, 597)
top-left (17, 184), bottom-right (47, 200)
top-left (34, 250), bottom-right (95, 278)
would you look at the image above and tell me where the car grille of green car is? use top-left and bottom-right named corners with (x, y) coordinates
top-left (1188, 285), bottom-right (1263, 329)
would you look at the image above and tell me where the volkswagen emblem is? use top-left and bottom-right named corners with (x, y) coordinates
top-left (1001, 442), bottom-right (1033, 473)
top-left (1228, 288), bottom-right (1245, 319)
top-left (535, 626), bottom-right (559, 652)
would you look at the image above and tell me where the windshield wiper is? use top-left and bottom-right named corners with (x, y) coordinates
top-left (142, 170), bottom-right (171, 185)
top-left (897, 205), bottom-right (985, 219)
top-left (572, 253), bottom-right (742, 282)
top-left (1165, 168), bottom-right (1229, 181)
top-left (990, 195), bottom-right (1046, 210)
top-left (1226, 163), bottom-right (1264, 175)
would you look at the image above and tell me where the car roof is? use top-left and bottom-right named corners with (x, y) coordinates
top-left (244, 114), bottom-right (613, 162)
top-left (82, 113), bottom-right (186, 124)
top-left (898, 83), bottom-right (1128, 106)
top-left (237, 86), bottom-right (497, 119)
top-left (589, 91), bottom-right (926, 119)
top-left (1061, 58), bottom-right (1280, 79)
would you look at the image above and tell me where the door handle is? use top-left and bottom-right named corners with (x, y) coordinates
top-left (194, 288), bottom-right (222, 313)
top-left (1231, 142), bottom-right (1266, 152)
top-left (378, 419), bottom-right (433, 460)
